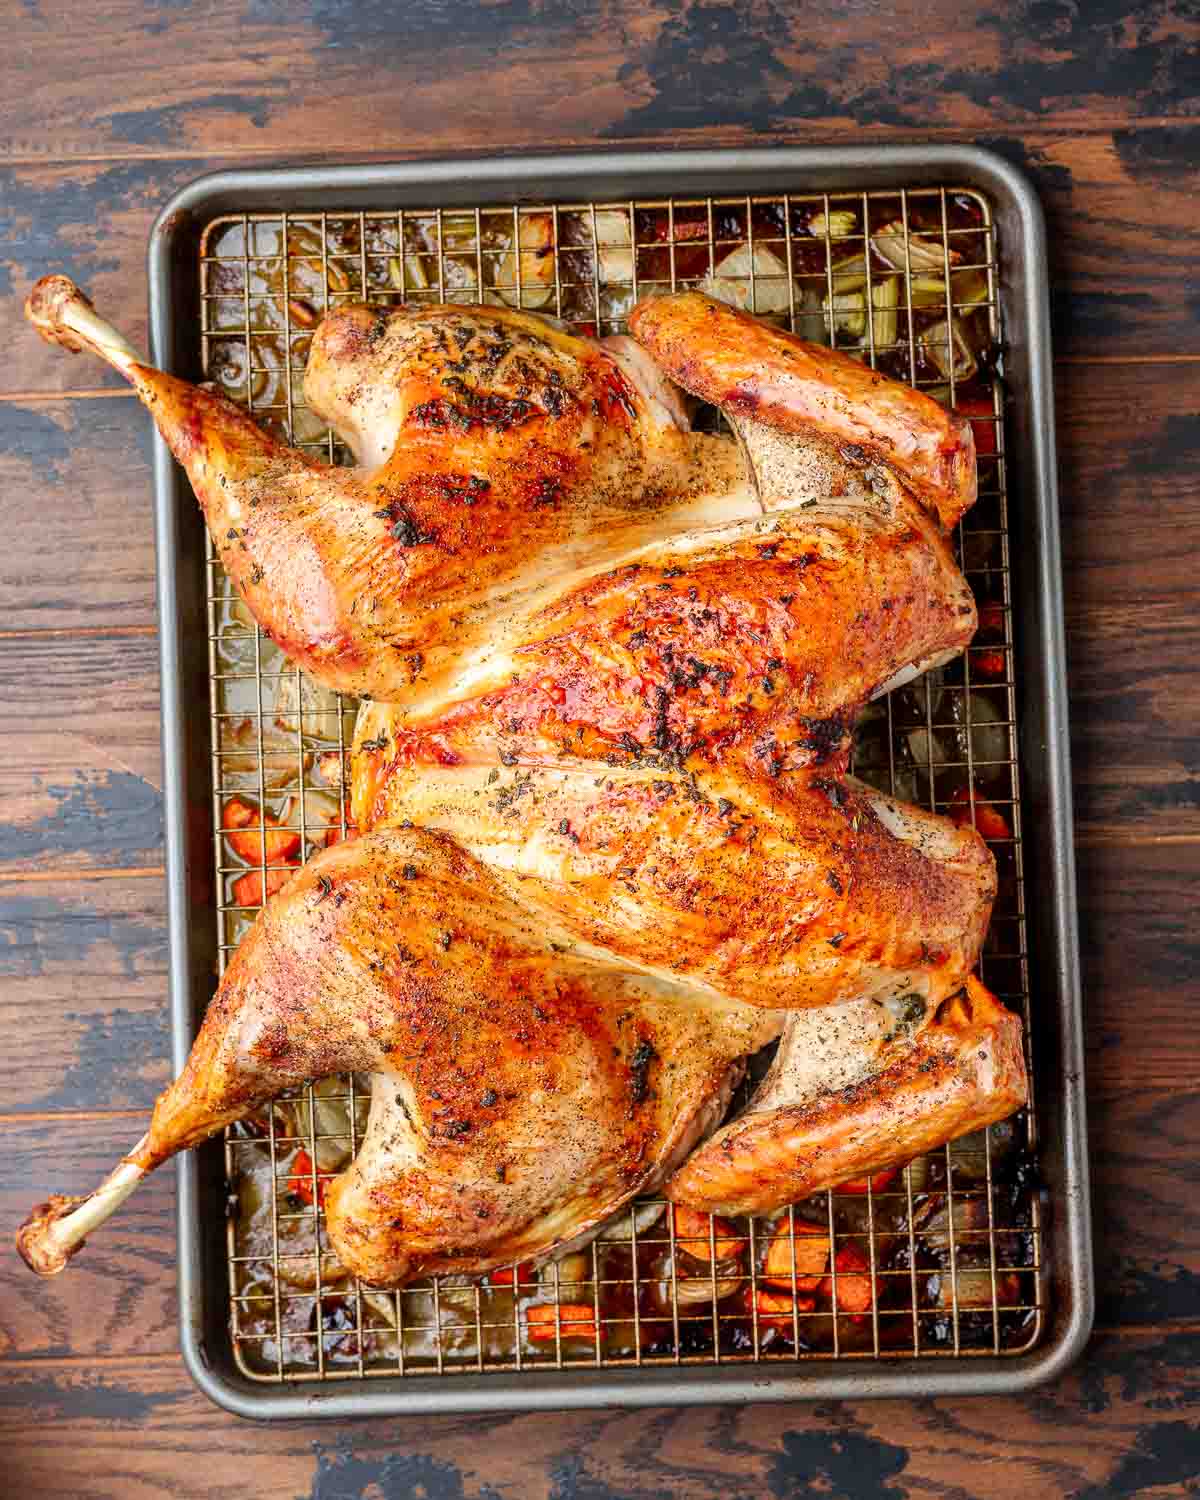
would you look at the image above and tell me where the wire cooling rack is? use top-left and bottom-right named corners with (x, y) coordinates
top-left (197, 186), bottom-right (1043, 1382)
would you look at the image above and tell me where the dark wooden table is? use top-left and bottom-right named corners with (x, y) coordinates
top-left (3, 3), bottom-right (1198, 1494)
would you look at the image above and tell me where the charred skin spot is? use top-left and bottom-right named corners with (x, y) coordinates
top-left (411, 391), bottom-right (539, 434)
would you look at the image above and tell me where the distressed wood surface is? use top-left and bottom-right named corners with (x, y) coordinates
top-left (2, 0), bottom-right (1197, 160)
top-left (3, 0), bottom-right (1199, 1493)
top-left (2, 1322), bottom-right (1200, 1500)
top-left (0, 630), bottom-right (162, 874)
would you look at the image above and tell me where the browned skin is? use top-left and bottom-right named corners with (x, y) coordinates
top-left (666, 978), bottom-right (1027, 1215)
top-left (18, 278), bottom-right (1024, 1284)
top-left (354, 761), bottom-right (995, 1014)
top-left (133, 830), bottom-right (781, 1285)
top-left (630, 290), bottom-right (977, 528)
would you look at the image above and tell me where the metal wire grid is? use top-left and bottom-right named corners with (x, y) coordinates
top-left (197, 187), bottom-right (1042, 1383)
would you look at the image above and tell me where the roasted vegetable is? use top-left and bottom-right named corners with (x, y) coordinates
top-left (222, 795), bottom-right (301, 864)
top-left (672, 1205), bottom-right (746, 1264)
top-left (821, 1242), bottom-right (878, 1317)
top-left (526, 1302), bottom-right (599, 1344)
top-left (763, 1222), bottom-right (830, 1291)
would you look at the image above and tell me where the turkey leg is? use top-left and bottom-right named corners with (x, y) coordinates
top-left (17, 828), bottom-right (781, 1283)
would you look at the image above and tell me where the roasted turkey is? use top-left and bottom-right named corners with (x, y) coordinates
top-left (18, 275), bottom-right (1025, 1285)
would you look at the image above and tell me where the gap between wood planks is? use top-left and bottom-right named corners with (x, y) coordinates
top-left (1, 114), bottom-right (1198, 165)
top-left (0, 866), bottom-right (166, 885)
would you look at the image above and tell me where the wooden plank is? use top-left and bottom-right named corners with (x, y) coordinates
top-left (0, 396), bottom-right (156, 627)
top-left (0, 874), bottom-right (169, 1113)
top-left (1078, 843), bottom-right (1200, 1090)
top-left (1, 1320), bottom-right (1199, 1498)
top-left (1055, 361), bottom-right (1200, 841)
top-left (0, 1116), bottom-right (178, 1362)
top-left (3, 129), bottom-right (1199, 399)
top-left (2, 0), bottom-right (1197, 165)
top-left (0, 630), bottom-right (162, 875)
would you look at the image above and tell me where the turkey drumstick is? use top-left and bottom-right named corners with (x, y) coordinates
top-left (20, 829), bottom-right (783, 1282)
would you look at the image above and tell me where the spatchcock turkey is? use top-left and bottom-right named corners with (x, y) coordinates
top-left (18, 275), bottom-right (1026, 1288)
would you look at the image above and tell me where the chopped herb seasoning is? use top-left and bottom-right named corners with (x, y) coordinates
top-left (766, 657), bottom-right (783, 671)
top-left (826, 869), bottom-right (844, 895)
top-left (401, 864), bottom-right (419, 881)
top-left (487, 768), bottom-right (500, 785)
top-left (828, 932), bottom-right (846, 947)
top-left (360, 732), bottom-right (390, 752)
top-left (315, 875), bottom-right (333, 904)
top-left (440, 931), bottom-right (453, 951)
top-left (717, 798), bottom-right (735, 818)
top-left (480, 1088), bottom-right (498, 1108)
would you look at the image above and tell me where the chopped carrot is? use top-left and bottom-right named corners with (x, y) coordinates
top-left (763, 1223), bottom-right (830, 1290)
top-left (286, 1147), bottom-right (325, 1207)
top-left (955, 395), bottom-right (998, 457)
top-left (748, 1285), bottom-right (815, 1332)
top-left (672, 1204), bottom-right (746, 1263)
top-left (972, 647), bottom-right (1007, 678)
top-left (222, 795), bottom-right (301, 863)
top-left (835, 1165), bottom-right (902, 1196)
top-left (487, 1261), bottom-right (535, 1287)
top-left (949, 787), bottom-right (1013, 841)
top-left (232, 865), bottom-right (296, 907)
top-left (821, 1242), bottom-right (878, 1317)
top-left (526, 1302), bottom-right (599, 1343)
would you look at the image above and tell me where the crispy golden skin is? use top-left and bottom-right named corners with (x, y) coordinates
top-left (19, 277), bottom-right (1025, 1287)
top-left (134, 831), bottom-right (782, 1285)
top-left (665, 978), bottom-right (1027, 1215)
top-left (630, 290), bottom-right (977, 528)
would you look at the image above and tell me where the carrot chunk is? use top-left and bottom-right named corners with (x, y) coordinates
top-left (222, 795), bottom-right (301, 863)
top-left (821, 1241), bottom-right (879, 1317)
top-left (672, 1204), bottom-right (746, 1263)
top-left (763, 1222), bottom-right (830, 1290)
top-left (526, 1302), bottom-right (598, 1343)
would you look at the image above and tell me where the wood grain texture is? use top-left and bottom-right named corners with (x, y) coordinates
top-left (2, 0), bottom-right (1197, 163)
top-left (2, 127), bottom-right (1199, 397)
top-left (0, 630), bottom-right (162, 874)
top-left (0, 396), bottom-right (156, 626)
top-left (0, 1116), bottom-right (178, 1362)
top-left (2, 1320), bottom-right (1199, 1498)
top-left (1056, 362), bottom-right (1200, 842)
top-left (0, 874), bottom-right (168, 1112)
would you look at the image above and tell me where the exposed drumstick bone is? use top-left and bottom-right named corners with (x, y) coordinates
top-left (17, 1140), bottom-right (148, 1276)
top-left (26, 274), bottom-right (144, 371)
